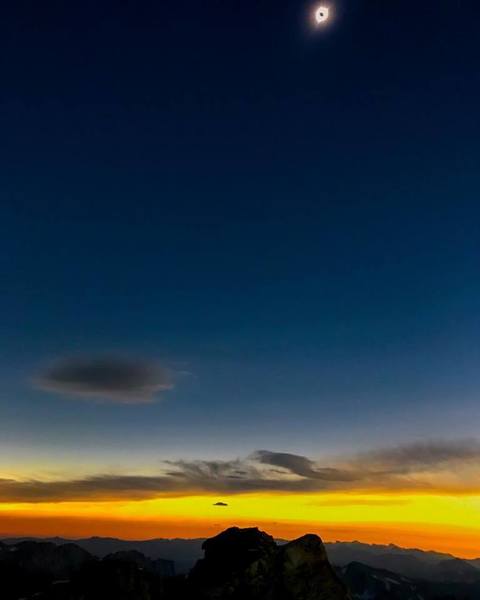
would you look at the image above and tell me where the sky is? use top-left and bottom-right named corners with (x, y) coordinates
top-left (1, 0), bottom-right (480, 556)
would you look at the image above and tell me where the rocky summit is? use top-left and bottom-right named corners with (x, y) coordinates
top-left (188, 527), bottom-right (351, 600)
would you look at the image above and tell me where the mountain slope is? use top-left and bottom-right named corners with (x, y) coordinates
top-left (339, 562), bottom-right (425, 600)
top-left (325, 540), bottom-right (480, 581)
top-left (338, 561), bottom-right (480, 600)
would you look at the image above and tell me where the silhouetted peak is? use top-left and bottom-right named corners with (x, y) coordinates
top-left (280, 534), bottom-right (349, 600)
top-left (201, 526), bottom-right (276, 567)
top-left (190, 527), bottom-right (350, 599)
top-left (283, 533), bottom-right (328, 556)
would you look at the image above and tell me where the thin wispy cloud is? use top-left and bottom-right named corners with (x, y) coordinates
top-left (1, 440), bottom-right (479, 503)
top-left (34, 356), bottom-right (174, 404)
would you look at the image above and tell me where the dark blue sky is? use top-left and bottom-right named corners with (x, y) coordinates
top-left (1, 0), bottom-right (480, 470)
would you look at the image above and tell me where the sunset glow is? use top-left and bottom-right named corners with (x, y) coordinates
top-left (1, 491), bottom-right (479, 557)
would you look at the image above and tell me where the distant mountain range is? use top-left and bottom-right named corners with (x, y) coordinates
top-left (2, 529), bottom-right (480, 599)
top-left (2, 535), bottom-right (204, 573)
top-left (3, 534), bottom-right (479, 579)
top-left (326, 540), bottom-right (480, 581)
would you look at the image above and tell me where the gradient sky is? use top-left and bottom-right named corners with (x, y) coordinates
top-left (1, 0), bottom-right (480, 555)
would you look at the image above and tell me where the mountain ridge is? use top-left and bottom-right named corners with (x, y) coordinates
top-left (1, 529), bottom-right (480, 599)
top-left (0, 527), bottom-right (351, 600)
top-left (3, 535), bottom-right (478, 576)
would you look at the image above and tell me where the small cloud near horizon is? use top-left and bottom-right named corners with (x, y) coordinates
top-left (213, 501), bottom-right (229, 506)
top-left (34, 356), bottom-right (174, 404)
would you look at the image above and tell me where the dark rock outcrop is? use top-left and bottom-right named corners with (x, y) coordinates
top-left (65, 555), bottom-right (162, 600)
top-left (0, 541), bottom-right (93, 600)
top-left (104, 549), bottom-right (175, 577)
top-left (337, 560), bottom-right (480, 600)
top-left (339, 562), bottom-right (424, 600)
top-left (280, 534), bottom-right (350, 600)
top-left (189, 526), bottom-right (350, 600)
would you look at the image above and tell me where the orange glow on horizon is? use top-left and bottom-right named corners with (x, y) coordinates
top-left (0, 513), bottom-right (479, 558)
top-left (1, 491), bottom-right (479, 558)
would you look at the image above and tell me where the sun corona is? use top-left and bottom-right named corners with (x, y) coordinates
top-left (314, 5), bottom-right (330, 24)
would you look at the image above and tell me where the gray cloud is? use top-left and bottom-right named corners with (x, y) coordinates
top-left (254, 451), bottom-right (359, 482)
top-left (213, 502), bottom-right (229, 506)
top-left (35, 356), bottom-right (174, 403)
top-left (2, 440), bottom-right (480, 503)
top-left (0, 475), bottom-right (179, 503)
top-left (356, 439), bottom-right (480, 474)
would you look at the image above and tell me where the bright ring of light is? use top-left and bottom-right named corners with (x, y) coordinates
top-left (315, 6), bottom-right (329, 24)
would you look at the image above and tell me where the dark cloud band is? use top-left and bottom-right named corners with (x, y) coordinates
top-left (35, 356), bottom-right (174, 403)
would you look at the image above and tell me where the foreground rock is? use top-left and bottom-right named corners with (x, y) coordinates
top-left (189, 526), bottom-right (350, 599)
top-left (0, 541), bottom-right (92, 600)
top-left (104, 549), bottom-right (175, 578)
